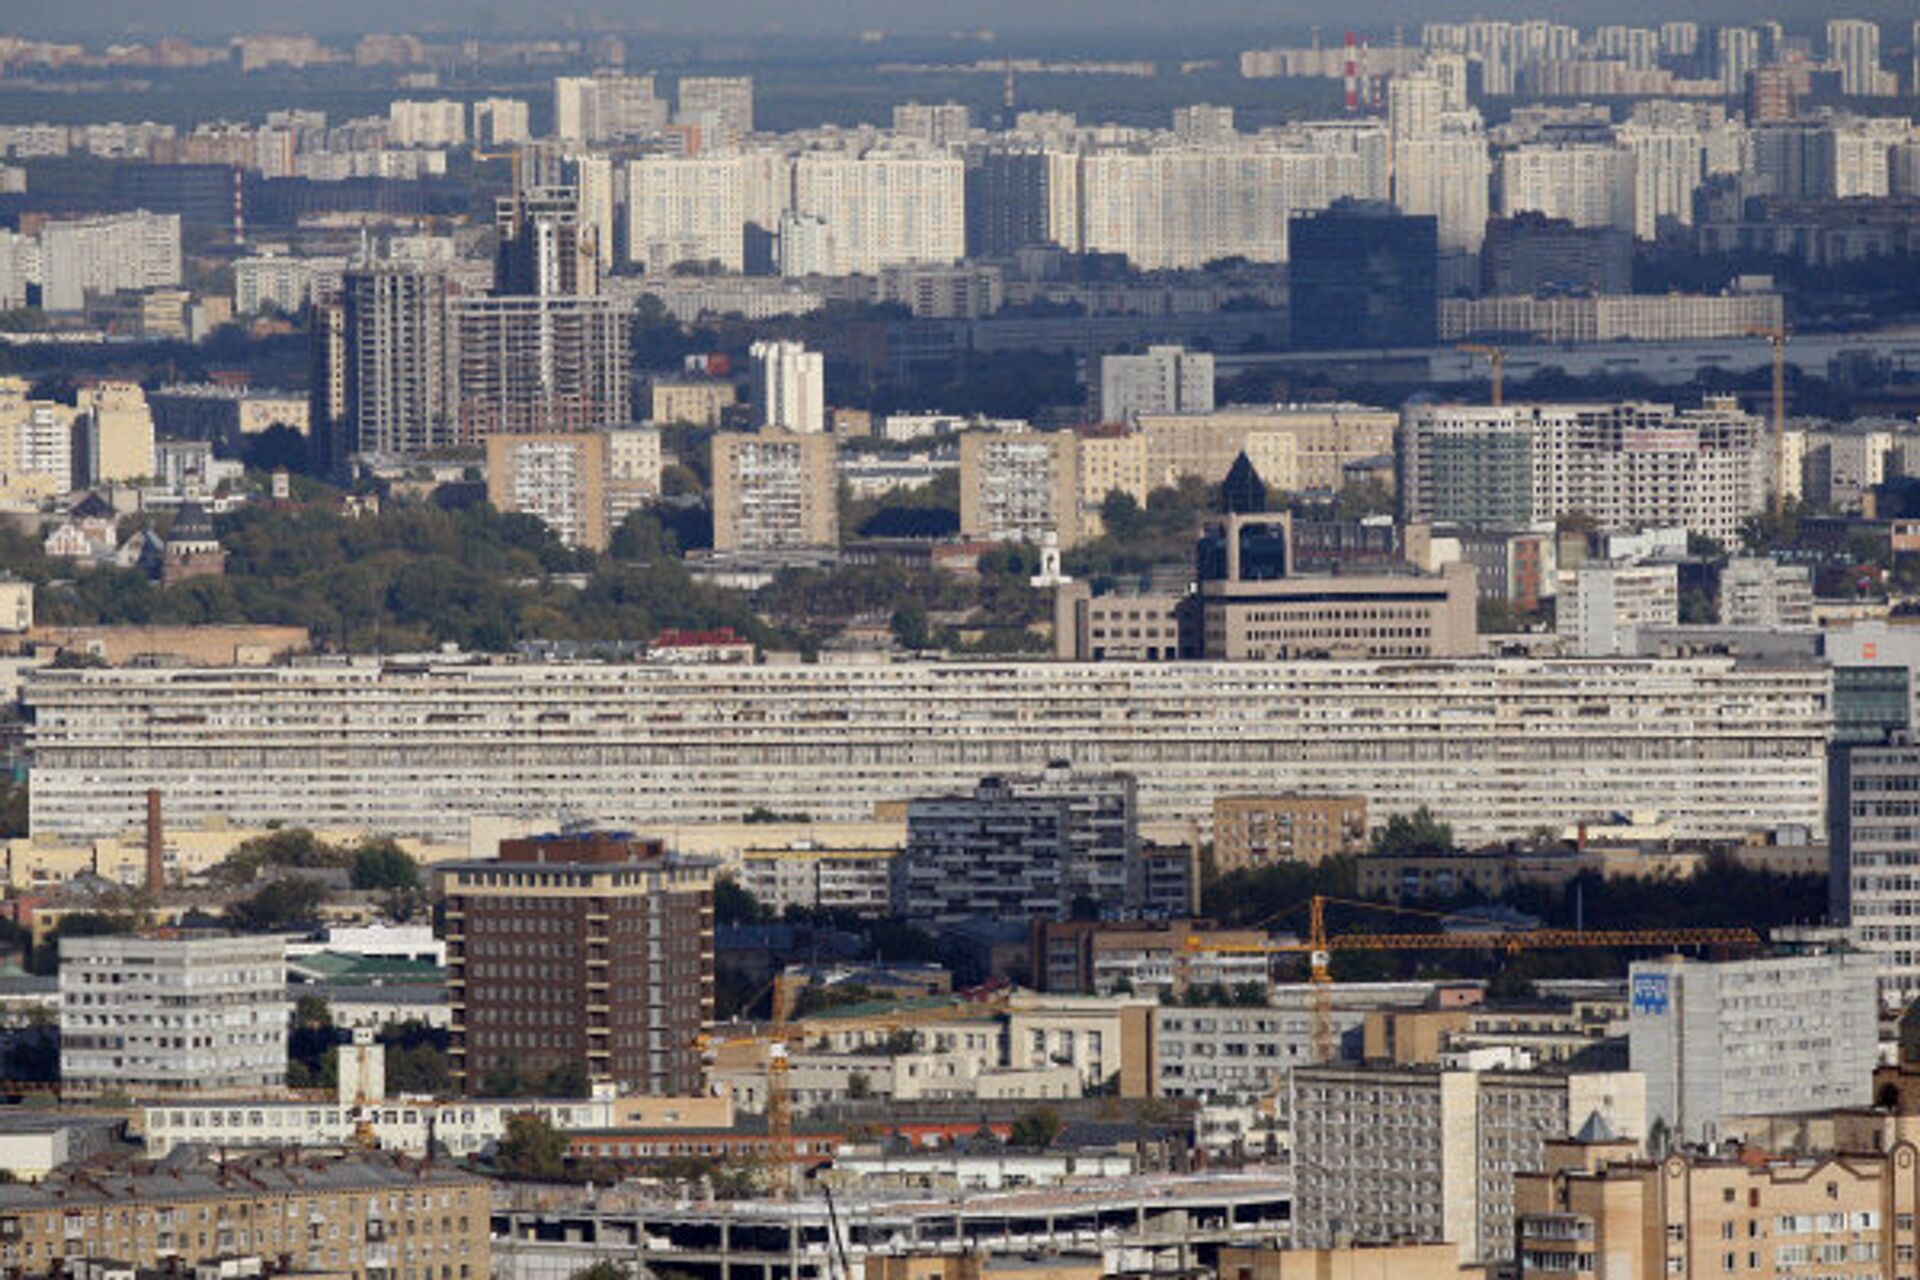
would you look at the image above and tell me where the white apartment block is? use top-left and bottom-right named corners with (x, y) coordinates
top-left (1499, 144), bottom-right (1636, 233)
top-left (1628, 953), bottom-right (1877, 1143)
top-left (1718, 557), bottom-right (1814, 628)
top-left (627, 154), bottom-right (746, 273)
top-left (234, 254), bottom-right (345, 315)
top-left (386, 99), bottom-right (465, 148)
top-left (471, 97), bottom-right (531, 147)
top-left (1098, 346), bottom-right (1214, 423)
top-left (788, 150), bottom-right (965, 276)
top-left (731, 847), bottom-right (893, 916)
top-left (678, 76), bottom-right (754, 138)
top-left (41, 210), bottom-right (181, 312)
top-left (24, 656), bottom-right (1832, 848)
top-left (0, 229), bottom-right (39, 312)
top-left (1617, 125), bottom-right (1705, 240)
top-left (1400, 399), bottom-right (1769, 544)
top-left (553, 73), bottom-right (666, 144)
top-left (1291, 1065), bottom-right (1645, 1264)
top-left (1074, 144), bottom-right (1376, 267)
top-left (1393, 124), bottom-right (1493, 252)
top-left (1827, 19), bottom-right (1895, 97)
top-left (1153, 1005), bottom-right (1331, 1101)
top-left (1831, 741), bottom-right (1920, 1009)
top-left (144, 1092), bottom-right (610, 1159)
top-left (59, 934), bottom-right (287, 1097)
top-left (749, 339), bottom-right (825, 433)
top-left (1557, 562), bottom-right (1679, 657)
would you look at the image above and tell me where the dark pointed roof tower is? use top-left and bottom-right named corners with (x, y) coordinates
top-left (1221, 452), bottom-right (1269, 514)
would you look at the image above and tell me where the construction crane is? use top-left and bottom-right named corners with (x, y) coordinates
top-left (1747, 326), bottom-right (1790, 517)
top-left (471, 147), bottom-right (525, 191)
top-left (1457, 343), bottom-right (1506, 406)
top-left (1188, 894), bottom-right (1761, 1061)
top-left (693, 991), bottom-right (1012, 1198)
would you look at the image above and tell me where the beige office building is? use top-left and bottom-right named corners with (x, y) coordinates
top-left (1213, 793), bottom-right (1369, 870)
top-left (1516, 1137), bottom-right (1920, 1280)
top-left (650, 377), bottom-right (737, 426)
top-left (1137, 405), bottom-right (1398, 493)
top-left (711, 428), bottom-right (838, 551)
top-left (960, 429), bottom-right (1084, 547)
top-left (76, 380), bottom-right (155, 483)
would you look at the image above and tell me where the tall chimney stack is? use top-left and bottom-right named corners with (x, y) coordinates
top-left (145, 789), bottom-right (164, 894)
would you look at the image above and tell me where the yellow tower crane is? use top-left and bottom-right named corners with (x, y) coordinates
top-left (1190, 894), bottom-right (1761, 1061)
top-left (1457, 342), bottom-right (1506, 407)
top-left (1747, 326), bottom-right (1790, 517)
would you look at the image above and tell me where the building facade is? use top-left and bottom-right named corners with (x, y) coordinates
top-left (1628, 953), bottom-right (1878, 1143)
top-left (1099, 346), bottom-right (1215, 424)
top-left (1213, 793), bottom-right (1369, 870)
top-left (59, 933), bottom-right (286, 1097)
top-left (25, 656), bottom-right (1832, 848)
top-left (710, 429), bottom-right (839, 551)
top-left (438, 832), bottom-right (714, 1095)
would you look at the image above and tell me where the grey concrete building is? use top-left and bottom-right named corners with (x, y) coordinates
top-left (1627, 952), bottom-right (1878, 1142)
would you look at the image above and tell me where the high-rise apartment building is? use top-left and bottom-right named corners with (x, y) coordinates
top-left (1556, 561), bottom-right (1680, 657)
top-left (1288, 201), bottom-right (1438, 350)
top-left (1831, 740), bottom-right (1920, 1008)
top-left (1499, 144), bottom-right (1636, 234)
top-left (676, 75), bottom-right (754, 137)
top-left (1098, 346), bottom-right (1214, 423)
top-left (710, 429), bottom-right (838, 552)
top-left (386, 98), bottom-right (465, 148)
top-left (787, 150), bottom-right (966, 276)
top-left (749, 339), bottom-right (825, 434)
top-left (553, 73), bottom-right (667, 143)
top-left (486, 426), bottom-right (660, 550)
top-left (338, 263), bottom-right (456, 457)
top-left (893, 767), bottom-right (1141, 925)
top-left (74, 380), bottom-right (155, 486)
top-left (1399, 399), bottom-right (1768, 543)
top-left (1719, 557), bottom-right (1814, 628)
top-left (473, 96), bottom-right (531, 146)
top-left (59, 933), bottom-right (286, 1097)
top-left (894, 102), bottom-right (972, 145)
top-left (628, 154), bottom-right (747, 274)
top-left (1293, 1064), bottom-right (1645, 1264)
top-left (1628, 952), bottom-right (1877, 1143)
top-left (1392, 122), bottom-right (1493, 253)
top-left (959, 429), bottom-right (1084, 548)
top-left (450, 295), bottom-right (632, 440)
top-left (1827, 19), bottom-right (1892, 97)
top-left (40, 210), bottom-right (181, 312)
top-left (440, 832), bottom-right (714, 1095)
top-left (495, 186), bottom-right (600, 298)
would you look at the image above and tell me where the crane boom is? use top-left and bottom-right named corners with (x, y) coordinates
top-left (1187, 895), bottom-right (1761, 1061)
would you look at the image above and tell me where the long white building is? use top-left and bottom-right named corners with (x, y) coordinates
top-left (25, 656), bottom-right (1830, 846)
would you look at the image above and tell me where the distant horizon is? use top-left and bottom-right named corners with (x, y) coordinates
top-left (15, 1), bottom-right (1920, 43)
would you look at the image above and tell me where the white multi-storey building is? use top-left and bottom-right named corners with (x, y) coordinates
top-left (1393, 118), bottom-right (1493, 252)
top-left (24, 656), bottom-right (1831, 848)
top-left (386, 99), bottom-right (465, 148)
top-left (1628, 953), bottom-right (1878, 1141)
top-left (1399, 399), bottom-right (1769, 543)
top-left (749, 339), bottom-right (825, 433)
top-left (1557, 561), bottom-right (1680, 657)
top-left (59, 934), bottom-right (287, 1097)
top-left (1499, 144), bottom-right (1635, 233)
top-left (1617, 125), bottom-right (1704, 241)
top-left (677, 75), bottom-right (754, 138)
top-left (553, 73), bottom-right (666, 144)
top-left (788, 150), bottom-right (965, 276)
top-left (1827, 19), bottom-right (1894, 97)
top-left (1098, 345), bottom-right (1214, 423)
top-left (472, 97), bottom-right (531, 146)
top-left (1718, 557), bottom-right (1814, 628)
top-left (627, 154), bottom-right (746, 274)
top-left (40, 210), bottom-right (181, 312)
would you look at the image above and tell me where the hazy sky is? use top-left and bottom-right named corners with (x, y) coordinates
top-left (19, 0), bottom-right (1920, 40)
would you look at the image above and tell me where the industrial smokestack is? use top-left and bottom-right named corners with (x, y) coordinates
top-left (145, 789), bottom-right (164, 894)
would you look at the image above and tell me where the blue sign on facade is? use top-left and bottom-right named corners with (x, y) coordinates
top-left (1631, 972), bottom-right (1670, 1015)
